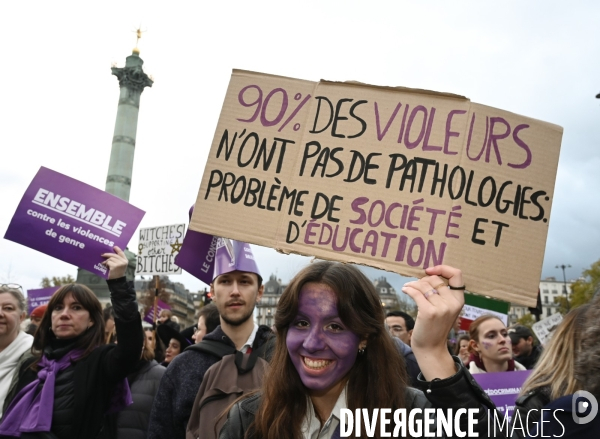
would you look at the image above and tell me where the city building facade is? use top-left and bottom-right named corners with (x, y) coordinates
top-left (509, 276), bottom-right (573, 324)
top-left (135, 277), bottom-right (195, 328)
top-left (373, 277), bottom-right (401, 311)
top-left (255, 274), bottom-right (403, 326)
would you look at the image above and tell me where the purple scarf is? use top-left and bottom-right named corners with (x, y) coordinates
top-left (0, 348), bottom-right (132, 437)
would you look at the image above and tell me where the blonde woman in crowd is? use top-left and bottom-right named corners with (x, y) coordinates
top-left (511, 304), bottom-right (590, 437)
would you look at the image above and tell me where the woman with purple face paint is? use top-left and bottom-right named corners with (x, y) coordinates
top-left (467, 315), bottom-right (526, 374)
top-left (219, 262), bottom-right (503, 439)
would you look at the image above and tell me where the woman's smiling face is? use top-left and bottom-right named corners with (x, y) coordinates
top-left (286, 282), bottom-right (362, 396)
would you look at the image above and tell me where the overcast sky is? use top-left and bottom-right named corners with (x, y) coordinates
top-left (1, 1), bottom-right (599, 301)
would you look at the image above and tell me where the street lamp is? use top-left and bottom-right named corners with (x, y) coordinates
top-left (555, 264), bottom-right (571, 312)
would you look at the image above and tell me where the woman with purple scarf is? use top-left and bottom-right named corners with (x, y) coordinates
top-left (0, 246), bottom-right (144, 439)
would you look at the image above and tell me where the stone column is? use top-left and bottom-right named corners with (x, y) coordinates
top-left (76, 50), bottom-right (152, 297)
top-left (105, 50), bottom-right (153, 202)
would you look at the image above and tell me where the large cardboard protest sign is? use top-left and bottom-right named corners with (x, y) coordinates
top-left (190, 70), bottom-right (563, 306)
top-left (5, 167), bottom-right (145, 279)
top-left (136, 223), bottom-right (186, 275)
top-left (26, 286), bottom-right (59, 315)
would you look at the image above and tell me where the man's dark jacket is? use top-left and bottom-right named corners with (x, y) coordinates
top-left (515, 344), bottom-right (542, 370)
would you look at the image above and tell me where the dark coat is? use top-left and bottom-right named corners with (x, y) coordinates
top-left (510, 386), bottom-right (551, 438)
top-left (540, 394), bottom-right (600, 438)
top-left (113, 360), bottom-right (165, 439)
top-left (219, 357), bottom-right (506, 439)
top-left (0, 277), bottom-right (144, 439)
top-left (515, 345), bottom-right (543, 370)
top-left (147, 325), bottom-right (273, 439)
top-left (161, 319), bottom-right (181, 332)
top-left (393, 337), bottom-right (422, 387)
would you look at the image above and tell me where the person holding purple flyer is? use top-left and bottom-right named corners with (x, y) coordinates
top-left (219, 262), bottom-right (505, 439)
top-left (0, 246), bottom-right (144, 439)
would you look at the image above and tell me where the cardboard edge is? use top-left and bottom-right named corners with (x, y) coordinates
top-left (230, 68), bottom-right (469, 101)
top-left (274, 246), bottom-right (538, 306)
top-left (320, 79), bottom-right (470, 101)
top-left (231, 68), bottom-right (316, 86)
top-left (469, 102), bottom-right (564, 133)
top-left (272, 246), bottom-right (420, 280)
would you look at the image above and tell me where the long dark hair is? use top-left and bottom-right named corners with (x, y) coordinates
top-left (32, 283), bottom-right (105, 367)
top-left (253, 261), bottom-right (408, 439)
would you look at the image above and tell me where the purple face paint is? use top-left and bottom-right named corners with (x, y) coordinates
top-left (286, 283), bottom-right (361, 395)
top-left (478, 319), bottom-right (512, 362)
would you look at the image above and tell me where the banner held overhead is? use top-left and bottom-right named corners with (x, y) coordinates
top-left (5, 167), bottom-right (145, 279)
top-left (189, 70), bottom-right (563, 306)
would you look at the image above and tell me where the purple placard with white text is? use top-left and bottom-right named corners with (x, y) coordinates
top-left (26, 286), bottom-right (60, 315)
top-left (4, 167), bottom-right (145, 279)
top-left (472, 370), bottom-right (532, 422)
top-left (174, 229), bottom-right (218, 285)
top-left (144, 299), bottom-right (171, 324)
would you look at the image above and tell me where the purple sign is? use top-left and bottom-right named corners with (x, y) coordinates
top-left (175, 230), bottom-right (261, 285)
top-left (4, 167), bottom-right (145, 279)
top-left (144, 299), bottom-right (171, 324)
top-left (174, 229), bottom-right (218, 284)
top-left (213, 238), bottom-right (260, 280)
top-left (472, 370), bottom-right (532, 422)
top-left (26, 286), bottom-right (59, 315)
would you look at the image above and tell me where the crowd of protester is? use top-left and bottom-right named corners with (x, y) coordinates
top-left (0, 242), bottom-right (598, 438)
